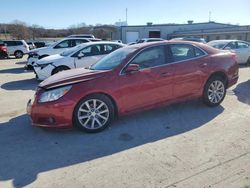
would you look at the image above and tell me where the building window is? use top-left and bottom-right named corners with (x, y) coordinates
top-left (216, 36), bottom-right (220, 40)
top-left (237, 35), bottom-right (242, 40)
top-left (226, 35), bottom-right (231, 39)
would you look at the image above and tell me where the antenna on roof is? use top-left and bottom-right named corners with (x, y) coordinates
top-left (209, 11), bottom-right (212, 22)
top-left (126, 8), bottom-right (128, 25)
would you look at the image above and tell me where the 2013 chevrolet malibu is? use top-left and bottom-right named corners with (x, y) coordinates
top-left (27, 41), bottom-right (239, 133)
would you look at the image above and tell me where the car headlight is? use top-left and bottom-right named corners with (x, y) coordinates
top-left (38, 85), bottom-right (72, 103)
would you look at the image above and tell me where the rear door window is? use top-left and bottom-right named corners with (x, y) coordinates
top-left (15, 41), bottom-right (23, 45)
top-left (225, 42), bottom-right (237, 49)
top-left (169, 44), bottom-right (196, 62)
top-left (77, 44), bottom-right (101, 57)
top-left (74, 39), bottom-right (89, 46)
top-left (237, 42), bottom-right (249, 49)
top-left (54, 40), bottom-right (71, 48)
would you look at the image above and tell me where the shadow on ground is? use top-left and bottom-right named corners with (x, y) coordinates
top-left (0, 67), bottom-right (32, 74)
top-left (0, 100), bottom-right (224, 187)
top-left (1, 78), bottom-right (38, 91)
top-left (233, 79), bottom-right (250, 105)
top-left (15, 61), bottom-right (27, 65)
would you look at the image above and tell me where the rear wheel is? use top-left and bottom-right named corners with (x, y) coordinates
top-left (73, 94), bottom-right (115, 133)
top-left (14, 51), bottom-right (23, 58)
top-left (247, 56), bottom-right (250, 66)
top-left (203, 76), bottom-right (226, 107)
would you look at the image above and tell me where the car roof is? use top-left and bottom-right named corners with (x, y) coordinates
top-left (124, 40), bottom-right (217, 54)
top-left (208, 40), bottom-right (238, 43)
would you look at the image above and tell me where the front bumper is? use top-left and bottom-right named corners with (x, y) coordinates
top-left (27, 96), bottom-right (76, 129)
top-left (33, 64), bottom-right (54, 80)
top-left (27, 57), bottom-right (38, 65)
top-left (228, 75), bottom-right (239, 88)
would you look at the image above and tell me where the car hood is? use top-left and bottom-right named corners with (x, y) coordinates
top-left (39, 68), bottom-right (109, 89)
top-left (37, 54), bottom-right (64, 65)
top-left (30, 46), bottom-right (49, 53)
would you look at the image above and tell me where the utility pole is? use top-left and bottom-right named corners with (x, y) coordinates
top-left (126, 8), bottom-right (128, 25)
top-left (209, 11), bottom-right (212, 22)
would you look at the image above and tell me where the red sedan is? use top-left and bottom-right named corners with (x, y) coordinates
top-left (27, 41), bottom-right (239, 133)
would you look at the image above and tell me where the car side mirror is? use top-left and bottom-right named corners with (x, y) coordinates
top-left (78, 53), bottom-right (85, 59)
top-left (125, 64), bottom-right (140, 74)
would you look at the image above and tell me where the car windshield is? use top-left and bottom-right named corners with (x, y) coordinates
top-left (90, 47), bottom-right (136, 70)
top-left (208, 41), bottom-right (228, 49)
top-left (60, 45), bottom-right (83, 56)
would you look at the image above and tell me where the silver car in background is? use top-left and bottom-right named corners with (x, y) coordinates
top-left (208, 40), bottom-right (250, 65)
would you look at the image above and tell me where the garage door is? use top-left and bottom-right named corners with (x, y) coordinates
top-left (126, 32), bottom-right (139, 43)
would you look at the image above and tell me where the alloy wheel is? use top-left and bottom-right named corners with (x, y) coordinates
top-left (207, 80), bottom-right (225, 104)
top-left (77, 99), bottom-right (109, 130)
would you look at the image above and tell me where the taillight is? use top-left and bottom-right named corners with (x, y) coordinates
top-left (1, 46), bottom-right (7, 52)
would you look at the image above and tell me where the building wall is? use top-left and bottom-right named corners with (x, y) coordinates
top-left (120, 22), bottom-right (235, 43)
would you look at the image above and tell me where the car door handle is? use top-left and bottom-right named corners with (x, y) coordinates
top-left (200, 63), bottom-right (208, 68)
top-left (160, 72), bottom-right (172, 77)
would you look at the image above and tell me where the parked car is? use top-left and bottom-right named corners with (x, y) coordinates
top-left (34, 41), bottom-right (46, 48)
top-left (127, 42), bottom-right (137, 46)
top-left (171, 37), bottom-right (207, 43)
top-left (112, 40), bottom-right (123, 43)
top-left (67, 34), bottom-right (95, 39)
top-left (27, 38), bottom-right (94, 69)
top-left (33, 42), bottom-right (124, 80)
top-left (137, 38), bottom-right (165, 43)
top-left (0, 40), bottom-right (8, 59)
top-left (27, 42), bottom-right (36, 50)
top-left (27, 41), bottom-right (238, 133)
top-left (207, 40), bottom-right (250, 65)
top-left (3, 40), bottom-right (29, 58)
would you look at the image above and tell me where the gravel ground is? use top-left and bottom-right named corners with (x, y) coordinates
top-left (0, 56), bottom-right (250, 188)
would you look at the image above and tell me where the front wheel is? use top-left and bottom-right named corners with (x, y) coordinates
top-left (73, 94), bottom-right (115, 133)
top-left (203, 76), bottom-right (226, 107)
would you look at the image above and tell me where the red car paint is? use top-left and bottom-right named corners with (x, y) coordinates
top-left (0, 43), bottom-right (8, 58)
top-left (27, 41), bottom-right (238, 128)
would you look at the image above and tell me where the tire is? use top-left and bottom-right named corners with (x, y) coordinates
top-left (246, 56), bottom-right (250, 66)
top-left (203, 76), bottom-right (226, 107)
top-left (73, 94), bottom-right (115, 133)
top-left (14, 51), bottom-right (23, 59)
top-left (52, 66), bottom-right (70, 75)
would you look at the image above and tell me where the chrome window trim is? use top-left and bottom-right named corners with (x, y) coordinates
top-left (119, 43), bottom-right (208, 76)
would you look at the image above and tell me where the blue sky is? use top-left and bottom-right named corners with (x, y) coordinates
top-left (1, 0), bottom-right (250, 28)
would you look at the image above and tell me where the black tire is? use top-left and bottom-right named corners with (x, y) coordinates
top-left (14, 51), bottom-right (23, 59)
top-left (73, 94), bottom-right (115, 133)
top-left (247, 56), bottom-right (250, 66)
top-left (26, 65), bottom-right (34, 70)
top-left (52, 66), bottom-right (70, 75)
top-left (203, 76), bottom-right (226, 107)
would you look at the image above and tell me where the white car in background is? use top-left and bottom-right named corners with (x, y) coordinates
top-left (3, 40), bottom-right (29, 58)
top-left (136, 38), bottom-right (165, 43)
top-left (33, 42), bottom-right (125, 80)
top-left (207, 40), bottom-right (250, 65)
top-left (27, 38), bottom-right (96, 69)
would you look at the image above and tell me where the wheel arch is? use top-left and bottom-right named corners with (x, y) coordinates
top-left (74, 92), bottom-right (119, 118)
top-left (51, 65), bottom-right (70, 75)
top-left (205, 71), bottom-right (229, 88)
